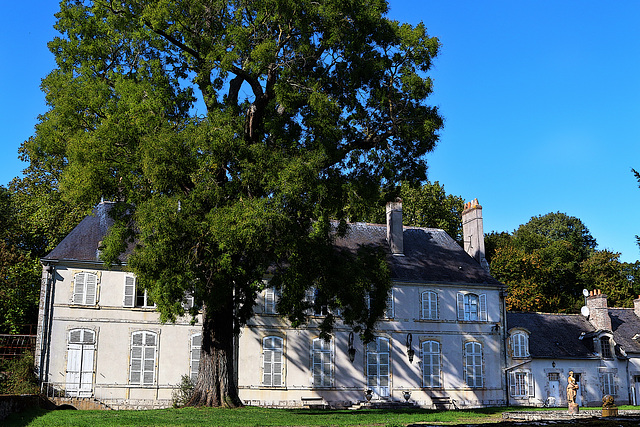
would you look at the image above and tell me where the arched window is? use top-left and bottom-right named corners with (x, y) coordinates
top-left (464, 341), bottom-right (483, 388)
top-left (311, 337), bottom-right (333, 387)
top-left (422, 340), bottom-right (441, 388)
top-left (421, 291), bottom-right (438, 320)
top-left (511, 332), bottom-right (529, 358)
top-left (66, 329), bottom-right (96, 397)
top-left (457, 292), bottom-right (487, 321)
top-left (262, 336), bottom-right (284, 387)
top-left (130, 331), bottom-right (157, 386)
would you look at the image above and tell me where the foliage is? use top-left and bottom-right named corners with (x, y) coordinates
top-left (26, 0), bottom-right (443, 406)
top-left (356, 181), bottom-right (464, 243)
top-left (172, 375), bottom-right (195, 408)
top-left (489, 212), bottom-right (639, 312)
top-left (0, 352), bottom-right (40, 395)
top-left (4, 405), bottom-right (513, 427)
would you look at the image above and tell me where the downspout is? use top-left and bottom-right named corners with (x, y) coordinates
top-left (37, 262), bottom-right (54, 384)
top-left (501, 289), bottom-right (509, 406)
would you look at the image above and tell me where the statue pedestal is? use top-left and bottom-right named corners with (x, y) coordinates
top-left (602, 406), bottom-right (618, 417)
top-left (568, 403), bottom-right (579, 414)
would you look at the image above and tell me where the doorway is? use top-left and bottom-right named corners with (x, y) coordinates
top-left (366, 337), bottom-right (390, 399)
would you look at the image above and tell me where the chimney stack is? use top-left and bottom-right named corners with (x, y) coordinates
top-left (462, 199), bottom-right (489, 272)
top-left (586, 290), bottom-right (612, 331)
top-left (634, 295), bottom-right (640, 319)
top-left (386, 199), bottom-right (404, 255)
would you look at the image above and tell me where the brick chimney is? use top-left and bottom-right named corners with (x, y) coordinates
top-left (586, 289), bottom-right (612, 331)
top-left (386, 199), bottom-right (403, 255)
top-left (462, 199), bottom-right (489, 272)
top-left (634, 296), bottom-right (640, 318)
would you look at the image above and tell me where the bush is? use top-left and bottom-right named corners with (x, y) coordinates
top-left (171, 374), bottom-right (194, 407)
top-left (0, 352), bottom-right (39, 395)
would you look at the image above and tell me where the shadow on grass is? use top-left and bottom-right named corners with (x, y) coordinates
top-left (3, 407), bottom-right (52, 427)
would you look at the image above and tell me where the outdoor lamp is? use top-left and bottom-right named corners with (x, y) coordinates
top-left (348, 331), bottom-right (356, 363)
top-left (406, 333), bottom-right (415, 363)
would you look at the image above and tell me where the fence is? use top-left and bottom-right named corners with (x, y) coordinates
top-left (0, 335), bottom-right (36, 360)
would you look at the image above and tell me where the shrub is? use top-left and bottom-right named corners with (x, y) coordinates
top-left (171, 374), bottom-right (194, 407)
top-left (0, 351), bottom-right (39, 395)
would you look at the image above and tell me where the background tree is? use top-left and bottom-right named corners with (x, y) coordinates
top-left (357, 181), bottom-right (464, 243)
top-left (27, 0), bottom-right (443, 406)
top-left (488, 212), bottom-right (638, 312)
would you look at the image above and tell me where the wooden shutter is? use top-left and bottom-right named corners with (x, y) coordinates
top-left (85, 273), bottom-right (97, 305)
top-left (73, 273), bottom-right (86, 304)
top-left (528, 372), bottom-right (534, 396)
top-left (124, 276), bottom-right (135, 307)
top-left (457, 293), bottom-right (465, 320)
top-left (509, 371), bottom-right (516, 396)
top-left (479, 294), bottom-right (487, 321)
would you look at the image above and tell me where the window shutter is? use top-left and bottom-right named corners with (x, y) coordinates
top-left (457, 293), bottom-right (465, 320)
top-left (190, 334), bottom-right (202, 382)
top-left (479, 294), bottom-right (487, 321)
top-left (85, 273), bottom-right (97, 305)
top-left (509, 372), bottom-right (516, 396)
top-left (528, 372), bottom-right (534, 396)
top-left (385, 291), bottom-right (394, 318)
top-left (124, 276), bottom-right (135, 307)
top-left (73, 273), bottom-right (86, 304)
top-left (69, 329), bottom-right (82, 344)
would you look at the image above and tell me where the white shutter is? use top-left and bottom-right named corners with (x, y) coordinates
top-left (528, 372), bottom-right (534, 396)
top-left (190, 334), bottom-right (202, 382)
top-left (124, 276), bottom-right (135, 307)
top-left (73, 273), bottom-right (86, 304)
top-left (457, 293), bottom-right (465, 320)
top-left (479, 294), bottom-right (487, 321)
top-left (85, 273), bottom-right (97, 305)
top-left (66, 343), bottom-right (82, 395)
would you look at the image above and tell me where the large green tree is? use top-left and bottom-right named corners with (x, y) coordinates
top-left (26, 0), bottom-right (443, 406)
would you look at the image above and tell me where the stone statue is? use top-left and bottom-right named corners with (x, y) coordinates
top-left (566, 371), bottom-right (579, 403)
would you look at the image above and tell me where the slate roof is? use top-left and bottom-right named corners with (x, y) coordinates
top-left (44, 203), bottom-right (502, 286)
top-left (507, 312), bottom-right (598, 359)
top-left (335, 223), bottom-right (502, 286)
top-left (609, 308), bottom-right (640, 355)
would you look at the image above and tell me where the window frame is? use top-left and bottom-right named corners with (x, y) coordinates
top-left (602, 372), bottom-right (616, 396)
top-left (311, 337), bottom-right (333, 388)
top-left (464, 341), bottom-right (483, 388)
top-left (457, 292), bottom-right (487, 321)
top-left (129, 331), bottom-right (158, 386)
top-left (421, 340), bottom-right (441, 388)
top-left (73, 272), bottom-right (98, 306)
top-left (509, 370), bottom-right (534, 398)
top-left (421, 291), bottom-right (438, 320)
top-left (262, 336), bottom-right (284, 387)
top-left (264, 287), bottom-right (278, 314)
top-left (511, 332), bottom-right (530, 358)
top-left (600, 336), bottom-right (612, 359)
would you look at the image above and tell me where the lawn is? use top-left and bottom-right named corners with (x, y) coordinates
top-left (4, 405), bottom-right (511, 427)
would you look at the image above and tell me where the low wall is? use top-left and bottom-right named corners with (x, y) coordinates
top-left (0, 395), bottom-right (55, 421)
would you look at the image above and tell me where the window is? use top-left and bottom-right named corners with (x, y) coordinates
top-left (263, 336), bottom-right (284, 387)
top-left (366, 289), bottom-right (394, 319)
top-left (367, 337), bottom-right (390, 397)
top-left (457, 292), bottom-right (487, 321)
top-left (130, 331), bottom-right (157, 385)
top-left (421, 291), bottom-right (438, 320)
top-left (123, 275), bottom-right (154, 308)
top-left (66, 329), bottom-right (96, 397)
top-left (511, 332), bottom-right (529, 358)
top-left (311, 337), bottom-right (333, 387)
top-left (73, 272), bottom-right (98, 305)
top-left (264, 287), bottom-right (278, 314)
top-left (509, 371), bottom-right (534, 397)
top-left (602, 372), bottom-right (615, 396)
top-left (600, 336), bottom-right (612, 358)
top-left (422, 340), bottom-right (441, 388)
top-left (464, 342), bottom-right (483, 388)
top-left (190, 333), bottom-right (202, 383)
top-left (306, 287), bottom-right (328, 316)
top-left (548, 372), bottom-right (560, 382)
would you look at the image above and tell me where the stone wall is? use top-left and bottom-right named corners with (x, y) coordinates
top-left (0, 395), bottom-right (55, 421)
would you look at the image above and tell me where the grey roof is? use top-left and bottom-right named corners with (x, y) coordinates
top-left (44, 202), bottom-right (128, 263)
top-left (609, 308), bottom-right (640, 354)
top-left (335, 223), bottom-right (502, 286)
top-left (45, 204), bottom-right (502, 286)
top-left (507, 312), bottom-right (597, 359)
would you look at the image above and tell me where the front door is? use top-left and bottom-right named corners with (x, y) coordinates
top-left (367, 337), bottom-right (390, 398)
top-left (65, 329), bottom-right (95, 397)
top-left (547, 373), bottom-right (560, 406)
top-left (634, 376), bottom-right (640, 405)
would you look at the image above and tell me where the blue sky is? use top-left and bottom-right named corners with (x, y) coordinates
top-left (2, 1), bottom-right (640, 262)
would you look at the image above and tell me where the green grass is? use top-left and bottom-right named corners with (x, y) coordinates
top-left (4, 405), bottom-right (511, 427)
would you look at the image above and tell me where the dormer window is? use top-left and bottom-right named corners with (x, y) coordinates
top-left (511, 332), bottom-right (530, 358)
top-left (600, 336), bottom-right (612, 358)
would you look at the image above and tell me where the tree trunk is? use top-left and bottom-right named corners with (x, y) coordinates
top-left (188, 302), bottom-right (243, 407)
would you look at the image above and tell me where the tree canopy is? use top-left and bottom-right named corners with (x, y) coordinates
top-left (488, 212), bottom-right (640, 312)
top-left (24, 0), bottom-right (443, 406)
